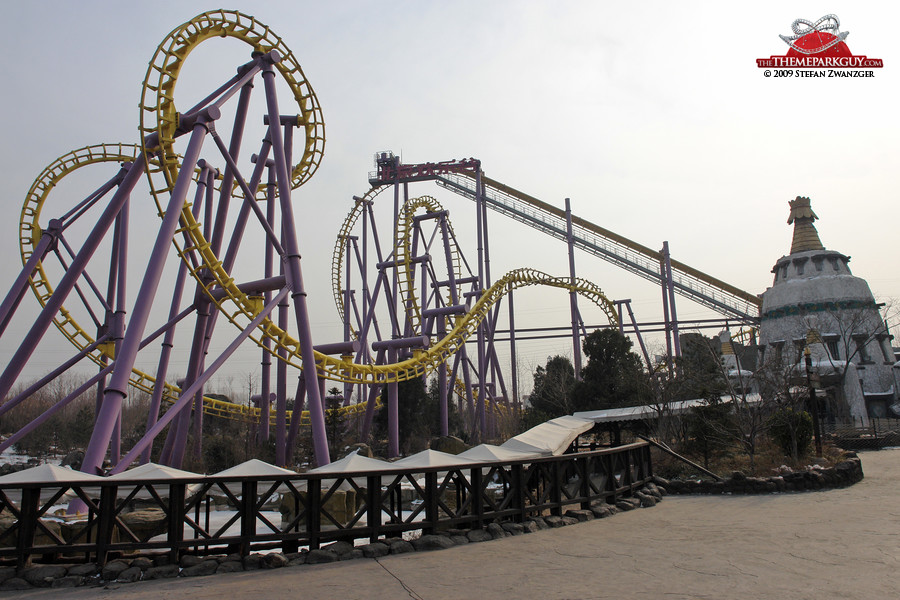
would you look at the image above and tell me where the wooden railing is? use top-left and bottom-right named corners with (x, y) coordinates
top-left (0, 442), bottom-right (652, 568)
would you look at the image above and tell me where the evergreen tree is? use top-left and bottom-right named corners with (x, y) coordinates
top-left (527, 355), bottom-right (576, 418)
top-left (573, 329), bottom-right (649, 411)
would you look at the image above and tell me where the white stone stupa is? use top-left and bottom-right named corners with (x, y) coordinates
top-left (757, 197), bottom-right (897, 423)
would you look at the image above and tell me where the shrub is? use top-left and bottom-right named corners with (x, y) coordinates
top-left (768, 408), bottom-right (813, 460)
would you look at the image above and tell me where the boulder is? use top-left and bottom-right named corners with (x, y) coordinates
top-left (590, 505), bottom-right (612, 519)
top-left (242, 554), bottom-right (265, 570)
top-left (117, 566), bottom-right (143, 583)
top-left (144, 564), bottom-right (179, 580)
top-left (360, 542), bottom-right (389, 558)
top-left (22, 565), bottom-right (68, 587)
top-left (216, 561), bottom-right (244, 573)
top-left (180, 555), bottom-right (205, 568)
top-left (544, 515), bottom-right (566, 528)
top-left (262, 553), bottom-right (289, 568)
top-left (467, 529), bottom-right (492, 543)
top-left (0, 577), bottom-right (31, 591)
top-left (306, 549), bottom-right (339, 564)
top-left (101, 560), bottom-right (131, 581)
top-left (412, 534), bottom-right (456, 551)
top-left (321, 540), bottom-right (355, 559)
top-left (501, 523), bottom-right (525, 535)
top-left (634, 492), bottom-right (657, 507)
top-left (60, 449), bottom-right (85, 470)
top-left (486, 522), bottom-right (507, 539)
top-left (564, 509), bottom-right (594, 522)
top-left (131, 557), bottom-right (154, 570)
top-left (119, 509), bottom-right (167, 541)
top-left (181, 560), bottom-right (219, 577)
top-left (388, 540), bottom-right (415, 554)
top-left (429, 436), bottom-right (470, 455)
top-left (522, 520), bottom-right (540, 533)
top-left (52, 576), bottom-right (83, 588)
top-left (346, 443), bottom-right (375, 458)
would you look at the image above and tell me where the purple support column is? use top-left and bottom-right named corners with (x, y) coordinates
top-left (275, 294), bottom-right (288, 465)
top-left (166, 298), bottom-right (211, 468)
top-left (0, 232), bottom-right (55, 338)
top-left (473, 170), bottom-right (487, 439)
top-left (457, 346), bottom-right (478, 442)
top-left (164, 166), bottom-right (216, 467)
top-left (141, 258), bottom-right (190, 464)
top-left (508, 282), bottom-right (519, 415)
top-left (438, 319), bottom-right (449, 437)
top-left (360, 349), bottom-right (385, 441)
top-left (662, 241), bottom-right (682, 358)
top-left (209, 80), bottom-right (254, 257)
top-left (110, 196), bottom-right (130, 464)
top-left (387, 348), bottom-right (399, 457)
top-left (343, 235), bottom-right (354, 404)
top-left (285, 375), bottom-right (306, 463)
top-left (565, 198), bottom-right (582, 380)
top-left (659, 244), bottom-right (674, 376)
top-left (614, 299), bottom-right (652, 370)
top-left (0, 160), bottom-right (141, 402)
top-left (82, 111), bottom-right (216, 475)
top-left (260, 58), bottom-right (329, 466)
top-left (260, 159), bottom-right (276, 444)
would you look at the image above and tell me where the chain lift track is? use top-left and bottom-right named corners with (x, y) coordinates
top-left (434, 173), bottom-right (762, 324)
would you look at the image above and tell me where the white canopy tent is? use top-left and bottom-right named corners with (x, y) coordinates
top-left (0, 464), bottom-right (103, 505)
top-left (306, 451), bottom-right (389, 491)
top-left (107, 462), bottom-right (204, 499)
top-left (211, 459), bottom-right (297, 495)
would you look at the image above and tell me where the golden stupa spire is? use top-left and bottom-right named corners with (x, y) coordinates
top-left (787, 196), bottom-right (824, 253)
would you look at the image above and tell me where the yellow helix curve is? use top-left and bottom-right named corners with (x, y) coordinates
top-left (394, 195), bottom-right (463, 335)
top-left (17, 144), bottom-right (320, 426)
top-left (331, 185), bottom-right (388, 336)
top-left (18, 144), bottom-right (182, 406)
top-left (139, 9), bottom-right (325, 207)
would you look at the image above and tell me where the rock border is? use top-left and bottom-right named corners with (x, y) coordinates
top-left (0, 483), bottom-right (668, 591)
top-left (655, 455), bottom-right (864, 495)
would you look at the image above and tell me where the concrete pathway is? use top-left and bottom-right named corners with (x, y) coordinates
top-left (9, 449), bottom-right (900, 599)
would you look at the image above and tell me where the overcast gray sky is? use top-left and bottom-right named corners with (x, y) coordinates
top-left (1, 1), bottom-right (898, 397)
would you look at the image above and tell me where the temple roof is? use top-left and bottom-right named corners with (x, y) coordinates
top-left (787, 196), bottom-right (824, 254)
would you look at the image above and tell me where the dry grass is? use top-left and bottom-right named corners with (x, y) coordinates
top-left (650, 438), bottom-right (848, 480)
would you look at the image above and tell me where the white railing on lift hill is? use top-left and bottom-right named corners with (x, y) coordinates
top-left (435, 173), bottom-right (759, 323)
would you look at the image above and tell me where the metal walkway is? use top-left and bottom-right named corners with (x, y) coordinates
top-left (435, 172), bottom-right (761, 323)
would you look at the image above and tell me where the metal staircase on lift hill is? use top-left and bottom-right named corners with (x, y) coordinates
top-left (434, 172), bottom-right (762, 324)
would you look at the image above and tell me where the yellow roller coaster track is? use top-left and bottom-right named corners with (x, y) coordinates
top-left (17, 144), bottom-right (334, 427)
top-left (24, 12), bottom-right (621, 429)
top-left (394, 195), bottom-right (463, 335)
top-left (139, 9), bottom-right (325, 203)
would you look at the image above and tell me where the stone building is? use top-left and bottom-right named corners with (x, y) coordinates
top-left (756, 197), bottom-right (897, 424)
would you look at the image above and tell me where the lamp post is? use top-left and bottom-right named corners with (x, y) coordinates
top-left (803, 346), bottom-right (823, 458)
